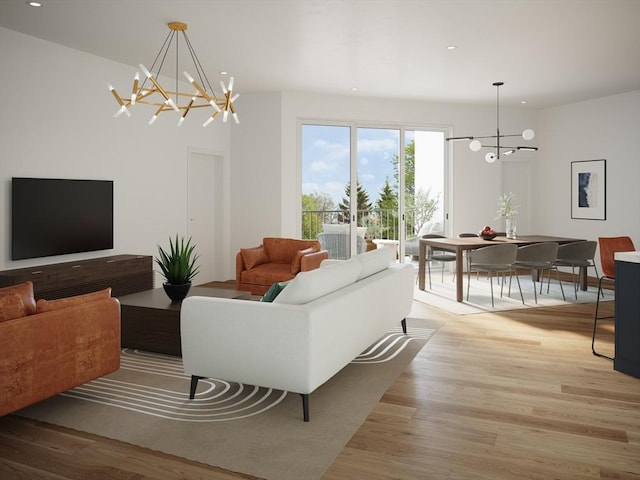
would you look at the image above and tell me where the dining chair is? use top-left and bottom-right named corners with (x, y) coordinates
top-left (552, 240), bottom-right (600, 300)
top-left (467, 243), bottom-right (524, 307)
top-left (459, 233), bottom-right (479, 275)
top-left (422, 234), bottom-right (457, 289)
top-left (592, 236), bottom-right (635, 359)
top-left (514, 242), bottom-right (563, 303)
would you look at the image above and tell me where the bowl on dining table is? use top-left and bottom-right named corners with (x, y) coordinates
top-left (480, 233), bottom-right (497, 240)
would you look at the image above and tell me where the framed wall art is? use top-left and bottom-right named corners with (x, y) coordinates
top-left (571, 159), bottom-right (606, 220)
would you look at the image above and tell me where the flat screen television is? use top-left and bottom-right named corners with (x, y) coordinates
top-left (12, 177), bottom-right (114, 260)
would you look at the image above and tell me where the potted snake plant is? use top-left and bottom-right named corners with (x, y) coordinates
top-left (155, 235), bottom-right (200, 302)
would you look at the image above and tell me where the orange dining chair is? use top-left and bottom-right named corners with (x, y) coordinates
top-left (592, 236), bottom-right (636, 359)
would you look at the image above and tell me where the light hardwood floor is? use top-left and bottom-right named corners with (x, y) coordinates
top-left (1, 299), bottom-right (639, 480)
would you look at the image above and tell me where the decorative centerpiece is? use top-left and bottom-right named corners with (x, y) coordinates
top-left (155, 235), bottom-right (200, 302)
top-left (496, 192), bottom-right (518, 239)
top-left (479, 225), bottom-right (497, 240)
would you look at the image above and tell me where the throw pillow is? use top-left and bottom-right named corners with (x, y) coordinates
top-left (261, 281), bottom-right (288, 302)
top-left (290, 247), bottom-right (316, 274)
top-left (0, 293), bottom-right (27, 322)
top-left (36, 287), bottom-right (112, 313)
top-left (0, 281), bottom-right (36, 315)
top-left (240, 245), bottom-right (270, 270)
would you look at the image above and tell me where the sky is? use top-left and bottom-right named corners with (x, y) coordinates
top-left (301, 125), bottom-right (416, 207)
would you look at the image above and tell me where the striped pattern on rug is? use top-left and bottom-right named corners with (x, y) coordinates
top-left (60, 327), bottom-right (435, 422)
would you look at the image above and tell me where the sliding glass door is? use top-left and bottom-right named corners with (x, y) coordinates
top-left (301, 122), bottom-right (447, 262)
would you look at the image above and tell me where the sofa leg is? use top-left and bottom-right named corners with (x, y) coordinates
top-left (401, 318), bottom-right (407, 334)
top-left (189, 375), bottom-right (204, 399)
top-left (300, 394), bottom-right (310, 422)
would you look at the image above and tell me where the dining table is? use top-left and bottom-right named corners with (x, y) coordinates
top-left (418, 235), bottom-right (587, 302)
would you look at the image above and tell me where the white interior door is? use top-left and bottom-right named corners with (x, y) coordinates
top-left (188, 150), bottom-right (223, 284)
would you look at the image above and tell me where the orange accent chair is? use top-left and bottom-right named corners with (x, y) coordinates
top-left (592, 236), bottom-right (635, 359)
top-left (236, 237), bottom-right (329, 295)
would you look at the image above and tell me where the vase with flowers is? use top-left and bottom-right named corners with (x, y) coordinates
top-left (496, 192), bottom-right (518, 239)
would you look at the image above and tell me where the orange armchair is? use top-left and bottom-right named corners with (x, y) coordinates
top-left (236, 237), bottom-right (329, 295)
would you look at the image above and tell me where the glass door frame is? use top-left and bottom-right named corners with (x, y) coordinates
top-left (299, 119), bottom-right (451, 262)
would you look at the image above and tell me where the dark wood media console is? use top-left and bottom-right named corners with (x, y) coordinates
top-left (0, 254), bottom-right (153, 299)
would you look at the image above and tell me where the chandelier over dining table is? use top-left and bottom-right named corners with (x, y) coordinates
top-left (446, 82), bottom-right (537, 163)
top-left (108, 21), bottom-right (239, 127)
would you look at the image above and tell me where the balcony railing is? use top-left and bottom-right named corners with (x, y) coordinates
top-left (301, 208), bottom-right (423, 241)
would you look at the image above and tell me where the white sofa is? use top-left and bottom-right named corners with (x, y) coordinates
top-left (180, 247), bottom-right (415, 421)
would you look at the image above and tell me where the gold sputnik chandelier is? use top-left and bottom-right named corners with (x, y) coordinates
top-left (108, 21), bottom-right (239, 127)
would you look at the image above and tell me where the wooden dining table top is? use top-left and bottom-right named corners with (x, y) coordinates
top-left (419, 235), bottom-right (586, 250)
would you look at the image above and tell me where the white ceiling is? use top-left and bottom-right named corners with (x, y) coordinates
top-left (1, 0), bottom-right (639, 108)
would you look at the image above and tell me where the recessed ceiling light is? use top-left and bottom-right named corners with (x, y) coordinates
top-left (447, 45), bottom-right (457, 50)
top-left (27, 1), bottom-right (43, 6)
top-left (219, 71), bottom-right (228, 75)
top-left (351, 87), bottom-right (359, 92)
top-left (521, 100), bottom-right (528, 104)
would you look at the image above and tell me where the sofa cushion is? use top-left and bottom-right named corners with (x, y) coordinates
top-left (261, 281), bottom-right (289, 302)
top-left (240, 245), bottom-right (270, 270)
top-left (291, 247), bottom-right (317, 274)
top-left (241, 263), bottom-right (295, 286)
top-left (356, 246), bottom-right (394, 280)
top-left (0, 281), bottom-right (36, 315)
top-left (273, 258), bottom-right (361, 305)
top-left (0, 294), bottom-right (27, 322)
top-left (36, 288), bottom-right (112, 313)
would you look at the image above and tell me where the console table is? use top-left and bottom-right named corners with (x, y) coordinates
top-left (119, 287), bottom-right (251, 356)
top-left (0, 254), bottom-right (153, 299)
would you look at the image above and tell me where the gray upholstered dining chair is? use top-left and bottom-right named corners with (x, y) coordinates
top-left (467, 243), bottom-right (524, 307)
top-left (552, 240), bottom-right (600, 300)
top-left (458, 232), bottom-right (479, 275)
top-left (515, 242), bottom-right (563, 303)
top-left (422, 234), bottom-right (457, 289)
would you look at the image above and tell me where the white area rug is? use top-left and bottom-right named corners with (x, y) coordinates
top-left (414, 270), bottom-right (611, 315)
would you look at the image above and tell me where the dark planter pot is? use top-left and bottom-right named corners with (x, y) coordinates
top-left (163, 282), bottom-right (192, 303)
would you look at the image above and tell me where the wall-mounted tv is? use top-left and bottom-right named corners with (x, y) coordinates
top-left (12, 177), bottom-right (114, 260)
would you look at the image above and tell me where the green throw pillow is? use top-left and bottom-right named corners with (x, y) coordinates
top-left (261, 282), bottom-right (288, 302)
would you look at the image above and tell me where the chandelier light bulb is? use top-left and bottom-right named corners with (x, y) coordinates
top-left (148, 114), bottom-right (158, 125)
top-left (139, 64), bottom-right (152, 79)
top-left (522, 129), bottom-right (535, 141)
top-left (485, 152), bottom-right (497, 163)
top-left (203, 116), bottom-right (215, 127)
top-left (469, 140), bottom-right (482, 152)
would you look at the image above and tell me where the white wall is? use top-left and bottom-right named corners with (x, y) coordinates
top-left (537, 90), bottom-right (640, 251)
top-left (0, 28), bottom-right (233, 282)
